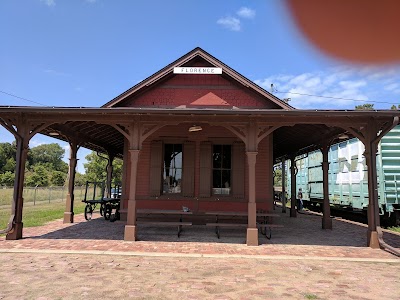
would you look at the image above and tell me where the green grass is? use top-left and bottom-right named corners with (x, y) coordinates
top-left (304, 294), bottom-right (318, 299)
top-left (0, 200), bottom-right (86, 230)
top-left (0, 185), bottom-right (93, 231)
top-left (387, 226), bottom-right (400, 233)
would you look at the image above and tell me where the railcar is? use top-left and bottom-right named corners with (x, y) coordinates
top-left (282, 125), bottom-right (400, 225)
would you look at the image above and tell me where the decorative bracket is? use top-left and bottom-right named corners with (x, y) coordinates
top-left (257, 125), bottom-right (280, 145)
top-left (225, 125), bottom-right (247, 143)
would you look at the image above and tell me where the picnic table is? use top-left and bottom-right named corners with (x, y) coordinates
top-left (204, 211), bottom-right (282, 239)
top-left (136, 209), bottom-right (193, 237)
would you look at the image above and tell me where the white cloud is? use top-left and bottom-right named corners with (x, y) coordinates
top-left (29, 139), bottom-right (46, 147)
top-left (254, 66), bottom-right (400, 109)
top-left (237, 7), bottom-right (255, 19)
top-left (40, 0), bottom-right (55, 6)
top-left (217, 6), bottom-right (255, 31)
top-left (217, 16), bottom-right (241, 31)
top-left (338, 80), bottom-right (367, 90)
top-left (359, 67), bottom-right (398, 80)
top-left (384, 83), bottom-right (400, 92)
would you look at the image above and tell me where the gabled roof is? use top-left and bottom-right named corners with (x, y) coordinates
top-left (102, 47), bottom-right (294, 109)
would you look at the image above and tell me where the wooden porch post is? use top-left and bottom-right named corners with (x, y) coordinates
top-left (345, 117), bottom-right (398, 248)
top-left (112, 121), bottom-right (164, 230)
top-left (119, 138), bottom-right (129, 221)
top-left (1, 117), bottom-right (51, 239)
top-left (124, 149), bottom-right (140, 241)
top-left (225, 122), bottom-right (279, 246)
top-left (281, 158), bottom-right (287, 214)
top-left (321, 145), bottom-right (332, 229)
top-left (246, 151), bottom-right (258, 246)
top-left (64, 141), bottom-right (79, 223)
top-left (121, 123), bottom-right (141, 241)
top-left (246, 121), bottom-right (258, 246)
top-left (365, 141), bottom-right (380, 247)
top-left (290, 155), bottom-right (297, 217)
top-left (106, 153), bottom-right (115, 198)
top-left (363, 122), bottom-right (381, 248)
top-left (6, 127), bottom-right (29, 240)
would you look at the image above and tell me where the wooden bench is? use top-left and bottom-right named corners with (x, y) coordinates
top-left (205, 222), bottom-right (246, 239)
top-left (136, 209), bottom-right (193, 237)
top-left (257, 223), bottom-right (284, 239)
top-left (205, 211), bottom-right (282, 239)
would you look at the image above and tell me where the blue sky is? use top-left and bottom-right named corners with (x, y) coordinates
top-left (1, 0), bottom-right (400, 173)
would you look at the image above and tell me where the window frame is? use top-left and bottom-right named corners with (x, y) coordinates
top-left (162, 143), bottom-right (183, 195)
top-left (212, 144), bottom-right (232, 196)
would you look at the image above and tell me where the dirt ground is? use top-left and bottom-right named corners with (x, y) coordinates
top-left (0, 252), bottom-right (399, 300)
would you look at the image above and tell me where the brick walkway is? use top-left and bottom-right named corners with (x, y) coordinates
top-left (1, 211), bottom-right (400, 300)
top-left (1, 209), bottom-right (399, 260)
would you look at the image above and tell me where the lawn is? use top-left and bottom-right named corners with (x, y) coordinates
top-left (388, 226), bottom-right (400, 233)
top-left (0, 200), bottom-right (86, 230)
top-left (0, 185), bottom-right (91, 231)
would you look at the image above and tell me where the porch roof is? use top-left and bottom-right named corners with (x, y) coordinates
top-left (1, 106), bottom-right (398, 160)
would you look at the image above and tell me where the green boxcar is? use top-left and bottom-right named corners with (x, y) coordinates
top-left (283, 126), bottom-right (400, 223)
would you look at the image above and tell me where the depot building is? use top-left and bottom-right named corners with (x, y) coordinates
top-left (1, 47), bottom-right (398, 247)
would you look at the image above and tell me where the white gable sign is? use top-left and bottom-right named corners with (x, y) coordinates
top-left (173, 67), bottom-right (222, 74)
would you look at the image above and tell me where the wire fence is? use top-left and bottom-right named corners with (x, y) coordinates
top-left (0, 185), bottom-right (88, 207)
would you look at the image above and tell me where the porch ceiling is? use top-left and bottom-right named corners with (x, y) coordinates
top-left (40, 122), bottom-right (342, 160)
top-left (273, 124), bottom-right (346, 158)
top-left (41, 121), bottom-right (125, 158)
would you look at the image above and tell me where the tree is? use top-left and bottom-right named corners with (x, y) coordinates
top-left (0, 142), bottom-right (16, 173)
top-left (50, 171), bottom-right (67, 186)
top-left (3, 157), bottom-right (16, 173)
top-left (391, 104), bottom-right (400, 110)
top-left (74, 172), bottom-right (87, 186)
top-left (28, 143), bottom-right (68, 173)
top-left (25, 165), bottom-right (50, 187)
top-left (0, 142), bottom-right (71, 187)
top-left (0, 171), bottom-right (15, 186)
top-left (355, 103), bottom-right (374, 110)
top-left (84, 152), bottom-right (123, 184)
top-left (274, 169), bottom-right (282, 186)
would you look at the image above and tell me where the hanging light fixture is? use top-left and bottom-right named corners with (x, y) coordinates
top-left (188, 125), bottom-right (202, 132)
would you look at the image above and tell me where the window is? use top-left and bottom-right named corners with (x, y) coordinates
top-left (163, 144), bottom-right (182, 194)
top-left (212, 145), bottom-right (231, 195)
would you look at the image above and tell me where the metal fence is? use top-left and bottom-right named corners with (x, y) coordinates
top-left (0, 185), bottom-right (87, 206)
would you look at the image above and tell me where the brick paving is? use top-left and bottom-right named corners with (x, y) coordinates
top-left (1, 209), bottom-right (399, 259)
top-left (1, 210), bottom-right (400, 299)
top-left (0, 252), bottom-right (399, 300)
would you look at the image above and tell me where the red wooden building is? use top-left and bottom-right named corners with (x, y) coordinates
top-left (1, 48), bottom-right (398, 248)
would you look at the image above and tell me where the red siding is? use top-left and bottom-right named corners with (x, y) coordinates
top-left (121, 124), bottom-right (274, 212)
top-left (120, 74), bottom-right (278, 109)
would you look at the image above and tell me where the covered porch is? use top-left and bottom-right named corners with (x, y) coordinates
top-left (1, 106), bottom-right (398, 248)
top-left (1, 205), bottom-right (399, 257)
